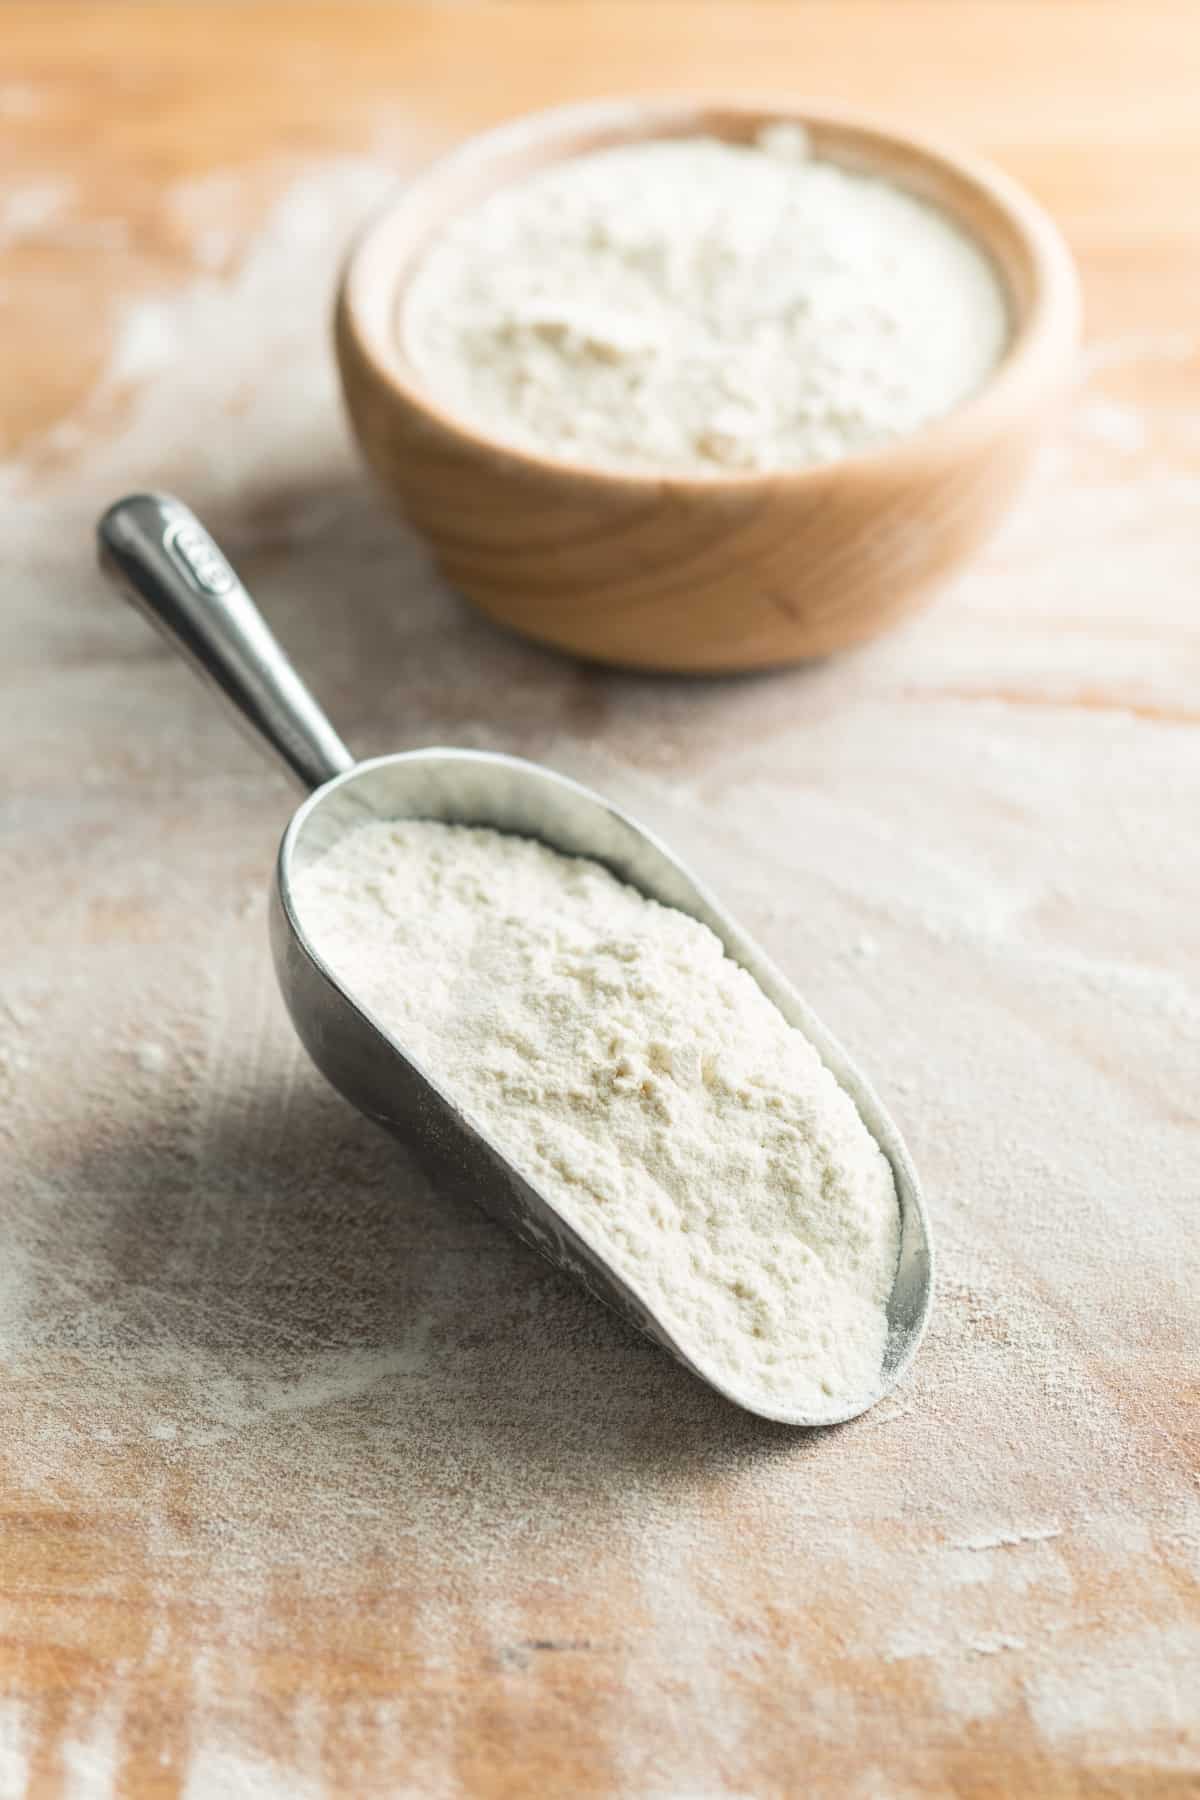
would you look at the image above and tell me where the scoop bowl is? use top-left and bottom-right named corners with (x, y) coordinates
top-left (100, 491), bottom-right (934, 1426)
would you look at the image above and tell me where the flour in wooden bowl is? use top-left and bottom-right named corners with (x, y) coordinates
top-left (402, 124), bottom-right (1010, 472)
top-left (291, 819), bottom-right (901, 1415)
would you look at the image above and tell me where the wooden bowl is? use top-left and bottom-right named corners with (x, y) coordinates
top-left (335, 99), bottom-right (1080, 672)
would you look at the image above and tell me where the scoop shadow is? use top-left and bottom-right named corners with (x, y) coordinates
top-left (67, 1055), bottom-right (815, 1488)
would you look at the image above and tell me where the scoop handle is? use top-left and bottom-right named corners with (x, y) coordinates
top-left (97, 492), bottom-right (354, 793)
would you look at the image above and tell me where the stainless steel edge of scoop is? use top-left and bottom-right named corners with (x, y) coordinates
top-left (98, 491), bottom-right (934, 1429)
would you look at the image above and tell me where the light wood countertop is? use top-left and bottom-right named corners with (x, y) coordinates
top-left (2, 5), bottom-right (1198, 1795)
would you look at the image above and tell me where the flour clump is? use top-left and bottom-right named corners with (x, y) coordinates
top-left (292, 819), bottom-right (900, 1415)
top-left (402, 125), bottom-right (1009, 472)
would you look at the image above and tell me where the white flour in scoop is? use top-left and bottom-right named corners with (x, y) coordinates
top-left (291, 819), bottom-right (900, 1414)
top-left (402, 125), bottom-right (1009, 471)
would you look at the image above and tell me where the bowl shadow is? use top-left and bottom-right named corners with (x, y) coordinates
top-left (174, 466), bottom-right (838, 766)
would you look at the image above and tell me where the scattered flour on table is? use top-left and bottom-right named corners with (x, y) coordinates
top-left (291, 818), bottom-right (901, 1414)
top-left (402, 125), bottom-right (1010, 471)
top-left (3, 140), bottom-right (1199, 1797)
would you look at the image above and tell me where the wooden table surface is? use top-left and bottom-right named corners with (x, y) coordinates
top-left (3, 4), bottom-right (1199, 1795)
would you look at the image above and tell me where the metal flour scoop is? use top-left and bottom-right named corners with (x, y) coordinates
top-left (98, 491), bottom-right (933, 1427)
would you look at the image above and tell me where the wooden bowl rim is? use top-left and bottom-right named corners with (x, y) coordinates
top-left (338, 95), bottom-right (1081, 492)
